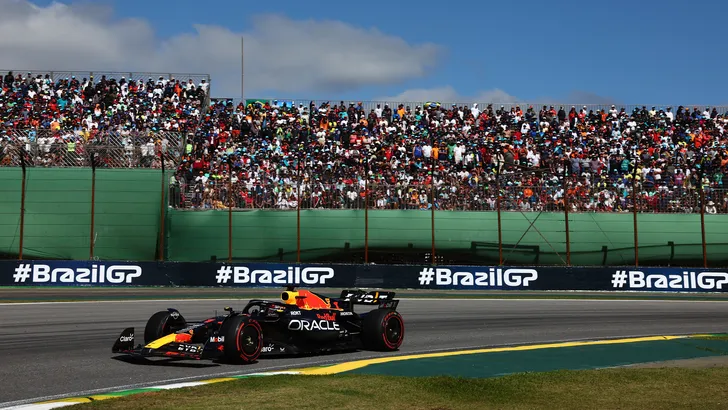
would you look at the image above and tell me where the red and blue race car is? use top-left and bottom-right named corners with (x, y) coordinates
top-left (112, 287), bottom-right (405, 364)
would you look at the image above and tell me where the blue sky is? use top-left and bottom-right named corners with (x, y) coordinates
top-left (14, 0), bottom-right (728, 106)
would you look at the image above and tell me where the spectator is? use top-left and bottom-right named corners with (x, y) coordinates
top-left (169, 99), bottom-right (728, 213)
top-left (2, 71), bottom-right (728, 214)
top-left (0, 71), bottom-right (208, 167)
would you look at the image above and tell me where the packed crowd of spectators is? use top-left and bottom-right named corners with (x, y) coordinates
top-left (0, 70), bottom-right (208, 167)
top-left (170, 99), bottom-right (728, 213)
top-left (2, 69), bottom-right (728, 213)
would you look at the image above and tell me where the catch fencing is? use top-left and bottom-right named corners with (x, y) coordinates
top-left (2, 163), bottom-right (727, 268)
top-left (0, 130), bottom-right (187, 168)
top-left (167, 177), bottom-right (728, 268)
top-left (212, 97), bottom-right (728, 118)
top-left (0, 69), bottom-right (213, 118)
top-left (1, 69), bottom-right (210, 88)
top-left (172, 179), bottom-right (728, 214)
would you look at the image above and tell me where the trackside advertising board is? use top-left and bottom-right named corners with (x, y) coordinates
top-left (2, 261), bottom-right (728, 293)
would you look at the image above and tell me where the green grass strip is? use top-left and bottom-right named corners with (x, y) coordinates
top-left (75, 368), bottom-right (728, 410)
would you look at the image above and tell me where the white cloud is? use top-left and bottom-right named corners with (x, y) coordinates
top-left (380, 86), bottom-right (623, 108)
top-left (379, 86), bottom-right (521, 105)
top-left (0, 1), bottom-right (442, 97)
top-left (563, 91), bottom-right (620, 107)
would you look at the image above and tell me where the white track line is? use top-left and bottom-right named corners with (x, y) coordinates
top-left (1, 296), bottom-right (728, 306)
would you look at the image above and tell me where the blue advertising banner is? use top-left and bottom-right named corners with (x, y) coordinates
top-left (2, 261), bottom-right (359, 288)
top-left (2, 260), bottom-right (728, 293)
top-left (396, 266), bottom-right (728, 292)
top-left (178, 263), bottom-right (357, 288)
top-left (602, 268), bottom-right (728, 292)
top-left (6, 261), bottom-right (154, 286)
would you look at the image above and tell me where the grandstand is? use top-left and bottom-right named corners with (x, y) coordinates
top-left (0, 69), bottom-right (209, 167)
top-left (1, 69), bottom-right (728, 267)
top-left (3, 71), bottom-right (726, 213)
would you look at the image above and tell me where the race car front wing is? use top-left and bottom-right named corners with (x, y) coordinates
top-left (112, 327), bottom-right (225, 361)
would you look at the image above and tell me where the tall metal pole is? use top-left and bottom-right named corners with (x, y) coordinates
top-left (228, 168), bottom-right (232, 262)
top-left (496, 159), bottom-right (503, 266)
top-left (364, 151), bottom-right (369, 264)
top-left (241, 37), bottom-right (244, 100)
top-left (699, 169), bottom-right (707, 268)
top-left (564, 167), bottom-right (571, 266)
top-left (89, 153), bottom-right (96, 260)
top-left (18, 149), bottom-right (26, 260)
top-left (158, 154), bottom-right (166, 261)
top-left (430, 136), bottom-right (436, 265)
top-left (297, 151), bottom-right (302, 264)
top-left (631, 157), bottom-right (639, 267)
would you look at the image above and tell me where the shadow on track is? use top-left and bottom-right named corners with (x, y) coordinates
top-left (111, 347), bottom-right (368, 369)
top-left (111, 355), bottom-right (220, 368)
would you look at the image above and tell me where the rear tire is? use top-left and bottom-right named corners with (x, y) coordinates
top-left (219, 315), bottom-right (263, 364)
top-left (362, 309), bottom-right (404, 351)
top-left (144, 310), bottom-right (187, 344)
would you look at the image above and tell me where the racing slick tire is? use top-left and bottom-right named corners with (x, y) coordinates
top-left (361, 309), bottom-right (404, 351)
top-left (144, 310), bottom-right (187, 344)
top-left (218, 315), bottom-right (263, 364)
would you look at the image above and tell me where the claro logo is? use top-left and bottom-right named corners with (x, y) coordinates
top-left (287, 319), bottom-right (340, 331)
top-left (13, 263), bottom-right (142, 284)
top-left (119, 334), bottom-right (134, 342)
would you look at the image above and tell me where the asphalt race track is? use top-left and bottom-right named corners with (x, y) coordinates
top-left (1, 298), bottom-right (727, 407)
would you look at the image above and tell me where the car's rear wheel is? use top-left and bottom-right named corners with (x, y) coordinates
top-left (362, 309), bottom-right (404, 351)
top-left (144, 310), bottom-right (187, 344)
top-left (219, 315), bottom-right (262, 364)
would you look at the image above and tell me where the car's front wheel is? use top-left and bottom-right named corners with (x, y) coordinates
top-left (218, 315), bottom-right (263, 364)
top-left (144, 310), bottom-right (187, 344)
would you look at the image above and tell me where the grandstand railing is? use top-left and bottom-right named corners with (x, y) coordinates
top-left (0, 130), bottom-right (187, 168)
top-left (169, 179), bottom-right (728, 214)
top-left (211, 97), bottom-right (728, 117)
top-left (1, 69), bottom-right (211, 88)
top-left (1, 168), bottom-right (723, 267)
top-left (163, 178), bottom-right (725, 267)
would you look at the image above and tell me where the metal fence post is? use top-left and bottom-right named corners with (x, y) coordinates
top-left (18, 148), bottom-right (27, 260)
top-left (430, 136), bottom-right (436, 265)
top-left (496, 161), bottom-right (503, 266)
top-left (296, 152), bottom-right (302, 264)
top-left (364, 152), bottom-right (369, 264)
top-left (89, 152), bottom-right (96, 260)
top-left (632, 158), bottom-right (639, 267)
top-left (699, 172), bottom-right (707, 268)
top-left (158, 153), bottom-right (166, 262)
top-left (564, 169), bottom-right (571, 266)
top-left (228, 170), bottom-right (233, 263)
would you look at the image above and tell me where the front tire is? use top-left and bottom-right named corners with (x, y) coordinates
top-left (362, 309), bottom-right (404, 351)
top-left (144, 310), bottom-right (187, 344)
top-left (219, 315), bottom-right (263, 364)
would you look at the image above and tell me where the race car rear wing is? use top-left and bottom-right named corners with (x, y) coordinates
top-left (339, 290), bottom-right (398, 309)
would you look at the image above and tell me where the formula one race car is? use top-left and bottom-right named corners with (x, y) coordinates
top-left (112, 288), bottom-right (404, 364)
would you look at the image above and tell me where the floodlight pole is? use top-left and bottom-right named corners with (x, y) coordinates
top-left (241, 37), bottom-right (244, 100)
